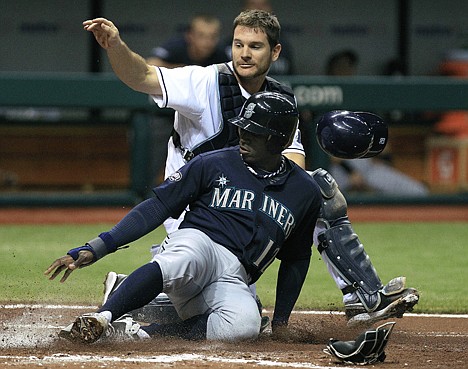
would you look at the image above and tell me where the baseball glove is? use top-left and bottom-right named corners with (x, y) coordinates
top-left (324, 321), bottom-right (396, 365)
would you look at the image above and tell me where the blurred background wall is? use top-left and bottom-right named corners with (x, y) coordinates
top-left (1, 0), bottom-right (468, 203)
top-left (1, 0), bottom-right (468, 76)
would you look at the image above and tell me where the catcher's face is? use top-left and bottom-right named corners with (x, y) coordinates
top-left (231, 26), bottom-right (281, 81)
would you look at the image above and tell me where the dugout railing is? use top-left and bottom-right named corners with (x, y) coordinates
top-left (1, 72), bottom-right (468, 206)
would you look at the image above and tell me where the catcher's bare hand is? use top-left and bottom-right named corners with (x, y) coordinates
top-left (83, 18), bottom-right (121, 49)
top-left (44, 250), bottom-right (94, 283)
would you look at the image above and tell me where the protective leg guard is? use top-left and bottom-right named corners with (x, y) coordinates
top-left (310, 168), bottom-right (383, 310)
top-left (317, 224), bottom-right (383, 309)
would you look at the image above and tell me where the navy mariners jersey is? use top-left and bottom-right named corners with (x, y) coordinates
top-left (153, 146), bottom-right (321, 283)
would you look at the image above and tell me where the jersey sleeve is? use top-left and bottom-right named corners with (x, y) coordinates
top-left (151, 64), bottom-right (218, 115)
top-left (276, 178), bottom-right (321, 261)
top-left (152, 155), bottom-right (207, 219)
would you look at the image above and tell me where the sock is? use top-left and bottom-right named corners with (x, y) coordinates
top-left (136, 329), bottom-right (151, 339)
top-left (99, 310), bottom-right (112, 323)
top-left (98, 262), bottom-right (163, 322)
top-left (343, 292), bottom-right (359, 304)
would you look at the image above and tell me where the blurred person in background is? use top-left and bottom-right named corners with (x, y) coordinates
top-left (147, 14), bottom-right (228, 68)
top-left (325, 49), bottom-right (359, 76)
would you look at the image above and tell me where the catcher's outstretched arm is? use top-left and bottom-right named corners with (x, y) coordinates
top-left (83, 18), bottom-right (162, 96)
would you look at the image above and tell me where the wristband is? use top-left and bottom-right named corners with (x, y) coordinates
top-left (67, 244), bottom-right (96, 261)
top-left (87, 236), bottom-right (111, 260)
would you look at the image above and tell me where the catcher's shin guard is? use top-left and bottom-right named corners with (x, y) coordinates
top-left (318, 223), bottom-right (383, 310)
top-left (310, 168), bottom-right (382, 311)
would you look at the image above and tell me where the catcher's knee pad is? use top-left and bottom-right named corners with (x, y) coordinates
top-left (309, 168), bottom-right (347, 227)
top-left (310, 168), bottom-right (382, 309)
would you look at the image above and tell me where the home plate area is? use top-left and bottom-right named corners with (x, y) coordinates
top-left (1, 304), bottom-right (467, 369)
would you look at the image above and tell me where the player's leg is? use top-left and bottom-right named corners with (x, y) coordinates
top-left (60, 261), bottom-right (164, 343)
top-left (102, 244), bottom-right (268, 332)
top-left (201, 245), bottom-right (261, 341)
top-left (156, 230), bottom-right (260, 341)
top-left (309, 168), bottom-right (419, 327)
top-left (61, 229), bottom-right (207, 343)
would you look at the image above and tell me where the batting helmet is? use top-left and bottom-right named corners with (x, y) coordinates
top-left (229, 91), bottom-right (299, 151)
top-left (315, 110), bottom-right (388, 159)
top-left (355, 112), bottom-right (388, 158)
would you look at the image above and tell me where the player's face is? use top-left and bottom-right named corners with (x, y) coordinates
top-left (231, 26), bottom-right (281, 81)
top-left (187, 19), bottom-right (220, 60)
top-left (238, 128), bottom-right (280, 171)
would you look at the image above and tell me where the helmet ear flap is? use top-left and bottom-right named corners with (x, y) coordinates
top-left (266, 119), bottom-right (298, 154)
top-left (266, 135), bottom-right (286, 154)
top-left (355, 112), bottom-right (388, 158)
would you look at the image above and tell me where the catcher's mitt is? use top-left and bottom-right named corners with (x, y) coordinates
top-left (324, 322), bottom-right (396, 365)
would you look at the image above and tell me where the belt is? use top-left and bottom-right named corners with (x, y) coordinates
top-left (172, 129), bottom-right (195, 161)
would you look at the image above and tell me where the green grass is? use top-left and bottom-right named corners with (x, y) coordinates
top-left (1, 222), bottom-right (467, 314)
top-left (0, 224), bottom-right (165, 305)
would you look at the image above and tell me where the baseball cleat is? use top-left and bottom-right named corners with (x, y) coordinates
top-left (256, 294), bottom-right (270, 334)
top-left (110, 314), bottom-right (146, 340)
top-left (102, 271), bottom-right (128, 305)
top-left (59, 313), bottom-right (109, 343)
top-left (346, 277), bottom-right (419, 328)
top-left (260, 316), bottom-right (270, 334)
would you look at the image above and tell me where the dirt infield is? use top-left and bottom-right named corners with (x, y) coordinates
top-left (1, 206), bottom-right (467, 368)
top-left (1, 304), bottom-right (467, 369)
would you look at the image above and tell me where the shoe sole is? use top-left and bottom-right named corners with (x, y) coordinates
top-left (102, 272), bottom-right (128, 306)
top-left (59, 316), bottom-right (106, 343)
top-left (347, 293), bottom-right (419, 328)
top-left (102, 272), bottom-right (118, 306)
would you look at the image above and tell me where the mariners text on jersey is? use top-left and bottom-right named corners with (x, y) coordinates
top-left (209, 186), bottom-right (295, 238)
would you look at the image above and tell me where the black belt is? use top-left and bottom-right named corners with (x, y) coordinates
top-left (172, 129), bottom-right (195, 161)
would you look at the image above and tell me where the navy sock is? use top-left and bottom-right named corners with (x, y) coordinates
top-left (98, 262), bottom-right (163, 321)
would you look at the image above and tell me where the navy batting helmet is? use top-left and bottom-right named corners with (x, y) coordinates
top-left (316, 110), bottom-right (388, 159)
top-left (229, 91), bottom-right (299, 150)
top-left (354, 112), bottom-right (388, 158)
